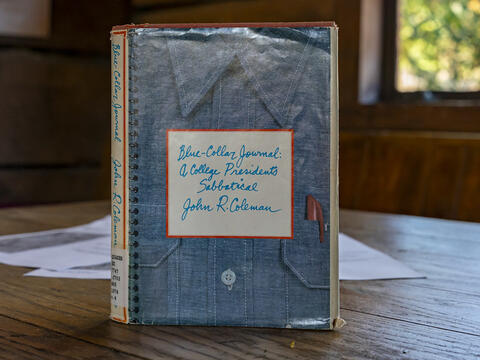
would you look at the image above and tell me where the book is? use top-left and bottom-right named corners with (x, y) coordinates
top-left (110, 22), bottom-right (341, 329)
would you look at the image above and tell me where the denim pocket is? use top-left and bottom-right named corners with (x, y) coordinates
top-left (137, 240), bottom-right (180, 268)
top-left (135, 204), bottom-right (180, 267)
top-left (282, 216), bottom-right (330, 289)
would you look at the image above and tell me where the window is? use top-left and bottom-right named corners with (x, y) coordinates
top-left (383, 0), bottom-right (480, 101)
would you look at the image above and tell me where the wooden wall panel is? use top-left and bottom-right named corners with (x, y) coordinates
top-left (361, 136), bottom-right (428, 214)
top-left (0, 0), bottom-right (129, 54)
top-left (133, 0), bottom-right (335, 23)
top-left (0, 169), bottom-right (107, 206)
top-left (334, 0), bottom-right (361, 109)
top-left (340, 132), bottom-right (480, 221)
top-left (338, 133), bottom-right (369, 209)
top-left (1, 0), bottom-right (478, 221)
top-left (126, 0), bottom-right (480, 222)
top-left (458, 148), bottom-right (480, 222)
top-left (335, 0), bottom-right (480, 222)
top-left (423, 143), bottom-right (465, 219)
top-left (0, 0), bottom-right (128, 207)
top-left (341, 104), bottom-right (480, 133)
top-left (133, 0), bottom-right (219, 7)
top-left (0, 50), bottom-right (109, 165)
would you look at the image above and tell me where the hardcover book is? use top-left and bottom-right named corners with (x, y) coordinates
top-left (110, 22), bottom-right (340, 329)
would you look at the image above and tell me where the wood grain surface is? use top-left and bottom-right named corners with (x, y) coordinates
top-left (0, 201), bottom-right (479, 359)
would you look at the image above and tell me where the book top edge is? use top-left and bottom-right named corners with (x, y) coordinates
top-left (112, 21), bottom-right (337, 31)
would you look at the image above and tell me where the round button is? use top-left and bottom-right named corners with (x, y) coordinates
top-left (221, 269), bottom-right (236, 286)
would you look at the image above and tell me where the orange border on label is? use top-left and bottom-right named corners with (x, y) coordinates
top-left (166, 129), bottom-right (294, 239)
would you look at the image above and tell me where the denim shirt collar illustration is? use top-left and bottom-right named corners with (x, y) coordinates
top-left (165, 27), bottom-right (328, 128)
top-left (133, 27), bottom-right (332, 328)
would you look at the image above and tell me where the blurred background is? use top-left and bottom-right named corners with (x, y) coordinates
top-left (1, 0), bottom-right (479, 222)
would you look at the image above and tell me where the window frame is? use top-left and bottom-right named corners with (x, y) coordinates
top-left (381, 0), bottom-right (480, 103)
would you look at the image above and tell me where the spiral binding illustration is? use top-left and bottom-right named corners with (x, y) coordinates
top-left (127, 37), bottom-right (140, 323)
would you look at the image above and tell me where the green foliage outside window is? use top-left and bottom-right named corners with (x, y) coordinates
top-left (397, 0), bottom-right (480, 92)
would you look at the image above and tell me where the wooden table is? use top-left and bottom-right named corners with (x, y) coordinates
top-left (0, 201), bottom-right (479, 359)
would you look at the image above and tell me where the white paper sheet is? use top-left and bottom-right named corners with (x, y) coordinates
top-left (0, 215), bottom-right (110, 253)
top-left (0, 215), bottom-right (422, 280)
top-left (24, 268), bottom-right (111, 279)
top-left (339, 233), bottom-right (423, 280)
top-left (0, 237), bottom-right (110, 270)
top-left (0, 216), bottom-right (110, 271)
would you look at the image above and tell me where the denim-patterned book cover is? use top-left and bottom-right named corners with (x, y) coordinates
top-left (110, 22), bottom-right (341, 330)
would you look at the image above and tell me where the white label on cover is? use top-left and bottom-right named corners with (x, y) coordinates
top-left (167, 130), bottom-right (293, 238)
top-left (111, 248), bottom-right (128, 309)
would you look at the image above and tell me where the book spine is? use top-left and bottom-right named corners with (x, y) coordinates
top-left (329, 26), bottom-right (343, 329)
top-left (110, 30), bottom-right (130, 323)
